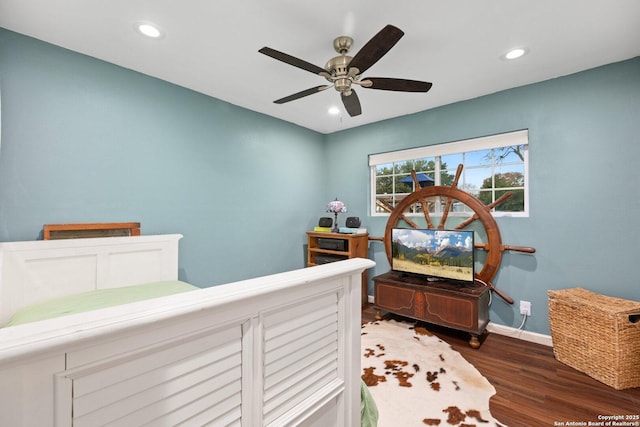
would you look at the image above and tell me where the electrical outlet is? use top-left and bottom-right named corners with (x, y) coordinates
top-left (520, 300), bottom-right (532, 316)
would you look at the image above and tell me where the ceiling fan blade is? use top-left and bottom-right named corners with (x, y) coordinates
top-left (348, 25), bottom-right (404, 75)
top-left (259, 47), bottom-right (327, 75)
top-left (362, 77), bottom-right (432, 92)
top-left (341, 89), bottom-right (362, 117)
top-left (274, 86), bottom-right (330, 104)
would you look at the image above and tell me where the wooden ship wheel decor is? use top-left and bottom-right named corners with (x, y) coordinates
top-left (374, 164), bottom-right (536, 348)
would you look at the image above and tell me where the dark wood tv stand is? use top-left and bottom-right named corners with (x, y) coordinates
top-left (373, 271), bottom-right (490, 348)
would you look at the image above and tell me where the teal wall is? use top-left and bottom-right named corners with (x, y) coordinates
top-left (2, 28), bottom-right (639, 335)
top-left (0, 28), bottom-right (326, 286)
top-left (325, 57), bottom-right (640, 334)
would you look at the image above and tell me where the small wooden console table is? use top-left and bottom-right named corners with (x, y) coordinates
top-left (373, 271), bottom-right (490, 348)
top-left (307, 231), bottom-right (369, 307)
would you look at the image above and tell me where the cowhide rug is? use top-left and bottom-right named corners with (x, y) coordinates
top-left (361, 319), bottom-right (506, 427)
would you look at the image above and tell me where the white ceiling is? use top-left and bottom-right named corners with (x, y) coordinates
top-left (1, 1), bottom-right (639, 134)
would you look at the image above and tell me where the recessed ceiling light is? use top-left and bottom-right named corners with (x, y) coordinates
top-left (136, 22), bottom-right (163, 38)
top-left (503, 47), bottom-right (528, 60)
top-left (328, 106), bottom-right (340, 115)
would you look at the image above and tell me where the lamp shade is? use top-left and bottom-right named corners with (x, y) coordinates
top-left (326, 199), bottom-right (347, 213)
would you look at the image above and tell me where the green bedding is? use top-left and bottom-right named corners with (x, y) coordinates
top-left (361, 379), bottom-right (379, 427)
top-left (6, 280), bottom-right (197, 327)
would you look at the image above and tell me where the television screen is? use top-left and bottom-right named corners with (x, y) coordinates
top-left (391, 228), bottom-right (475, 283)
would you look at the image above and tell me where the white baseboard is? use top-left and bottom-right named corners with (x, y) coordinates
top-left (487, 322), bottom-right (553, 347)
top-left (367, 296), bottom-right (552, 347)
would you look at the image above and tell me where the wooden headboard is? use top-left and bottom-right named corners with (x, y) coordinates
top-left (43, 222), bottom-right (141, 240)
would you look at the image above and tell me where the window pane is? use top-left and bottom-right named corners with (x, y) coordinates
top-left (494, 145), bottom-right (525, 163)
top-left (495, 189), bottom-right (524, 211)
top-left (441, 153), bottom-right (463, 167)
top-left (395, 175), bottom-right (412, 193)
top-left (376, 163), bottom-right (393, 176)
top-left (451, 199), bottom-right (472, 214)
top-left (494, 172), bottom-right (524, 189)
top-left (439, 156), bottom-right (459, 186)
top-left (413, 157), bottom-right (436, 173)
top-left (465, 166), bottom-right (492, 193)
top-left (494, 164), bottom-right (524, 188)
top-left (440, 170), bottom-right (455, 186)
top-left (393, 161), bottom-right (411, 174)
top-left (465, 149), bottom-right (492, 167)
top-left (460, 183), bottom-right (480, 197)
top-left (375, 195), bottom-right (394, 213)
top-left (477, 189), bottom-right (494, 206)
top-left (376, 176), bottom-right (393, 194)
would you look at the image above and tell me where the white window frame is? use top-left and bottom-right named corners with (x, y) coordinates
top-left (369, 129), bottom-right (529, 218)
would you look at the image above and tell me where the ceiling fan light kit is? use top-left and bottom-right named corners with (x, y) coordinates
top-left (259, 25), bottom-right (432, 117)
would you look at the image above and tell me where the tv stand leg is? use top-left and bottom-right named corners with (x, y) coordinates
top-left (374, 309), bottom-right (384, 321)
top-left (469, 334), bottom-right (481, 349)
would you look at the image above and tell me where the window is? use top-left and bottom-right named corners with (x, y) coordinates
top-left (369, 130), bottom-right (529, 217)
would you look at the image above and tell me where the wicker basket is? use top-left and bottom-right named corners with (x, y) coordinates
top-left (548, 288), bottom-right (640, 390)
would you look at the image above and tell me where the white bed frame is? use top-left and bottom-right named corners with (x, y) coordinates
top-left (0, 235), bottom-right (374, 426)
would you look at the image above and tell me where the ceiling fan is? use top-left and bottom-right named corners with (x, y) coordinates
top-left (259, 25), bottom-right (432, 117)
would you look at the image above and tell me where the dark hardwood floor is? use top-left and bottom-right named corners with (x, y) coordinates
top-left (362, 305), bottom-right (640, 426)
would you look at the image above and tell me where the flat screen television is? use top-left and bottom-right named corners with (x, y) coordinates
top-left (391, 228), bottom-right (475, 284)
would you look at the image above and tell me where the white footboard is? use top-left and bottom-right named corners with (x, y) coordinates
top-left (0, 257), bottom-right (374, 426)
